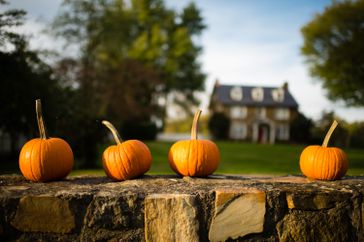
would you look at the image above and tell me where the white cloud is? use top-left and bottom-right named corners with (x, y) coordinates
top-left (6, 0), bottom-right (63, 21)
top-left (16, 20), bottom-right (58, 50)
top-left (6, 0), bottom-right (364, 122)
top-left (199, 39), bottom-right (364, 122)
top-left (8, 18), bottom-right (79, 63)
top-left (194, 1), bottom-right (364, 122)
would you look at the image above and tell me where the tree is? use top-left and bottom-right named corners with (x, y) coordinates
top-left (208, 112), bottom-right (230, 140)
top-left (311, 111), bottom-right (350, 147)
top-left (0, 1), bottom-right (64, 155)
top-left (301, 0), bottom-right (364, 106)
top-left (0, 0), bottom-right (25, 49)
top-left (50, 0), bottom-right (206, 166)
top-left (289, 112), bottom-right (313, 144)
top-left (52, 0), bottom-right (206, 125)
top-left (349, 122), bottom-right (364, 148)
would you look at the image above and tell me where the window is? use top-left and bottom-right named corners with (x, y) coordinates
top-left (229, 122), bottom-right (247, 139)
top-left (272, 88), bottom-right (285, 102)
top-left (251, 87), bottom-right (264, 102)
top-left (276, 124), bottom-right (289, 140)
top-left (275, 108), bottom-right (290, 120)
top-left (230, 106), bottom-right (247, 119)
top-left (255, 107), bottom-right (266, 118)
top-left (230, 86), bottom-right (243, 101)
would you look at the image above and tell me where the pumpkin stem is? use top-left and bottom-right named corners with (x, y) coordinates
top-left (322, 120), bottom-right (338, 147)
top-left (35, 99), bottom-right (48, 139)
top-left (191, 110), bottom-right (202, 140)
top-left (102, 120), bottom-right (123, 144)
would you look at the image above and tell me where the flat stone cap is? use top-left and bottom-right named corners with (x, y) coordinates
top-left (1, 174), bottom-right (364, 196)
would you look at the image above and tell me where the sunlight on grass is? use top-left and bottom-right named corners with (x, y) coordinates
top-left (3, 141), bottom-right (363, 176)
top-left (70, 141), bottom-right (364, 176)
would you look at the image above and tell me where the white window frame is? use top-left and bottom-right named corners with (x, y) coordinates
top-left (275, 108), bottom-right (290, 120)
top-left (276, 124), bottom-right (289, 140)
top-left (230, 106), bottom-right (247, 119)
top-left (252, 87), bottom-right (264, 102)
top-left (230, 86), bottom-right (243, 101)
top-left (229, 122), bottom-right (247, 139)
top-left (272, 88), bottom-right (285, 102)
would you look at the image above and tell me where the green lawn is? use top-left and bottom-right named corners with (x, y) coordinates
top-left (71, 141), bottom-right (364, 176)
top-left (2, 141), bottom-right (363, 176)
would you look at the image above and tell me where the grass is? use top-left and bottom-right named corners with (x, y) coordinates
top-left (2, 141), bottom-right (364, 176)
top-left (145, 141), bottom-right (305, 175)
top-left (146, 141), bottom-right (364, 175)
top-left (71, 141), bottom-right (364, 176)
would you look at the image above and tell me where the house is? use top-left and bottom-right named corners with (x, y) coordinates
top-left (209, 81), bottom-right (299, 144)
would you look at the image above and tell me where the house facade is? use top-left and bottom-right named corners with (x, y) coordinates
top-left (209, 81), bottom-right (299, 144)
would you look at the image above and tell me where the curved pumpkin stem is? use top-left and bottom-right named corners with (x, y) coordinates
top-left (102, 120), bottom-right (123, 144)
top-left (322, 120), bottom-right (338, 147)
top-left (191, 110), bottom-right (202, 140)
top-left (35, 99), bottom-right (48, 139)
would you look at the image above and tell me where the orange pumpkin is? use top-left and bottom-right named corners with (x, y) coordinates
top-left (19, 99), bottom-right (74, 182)
top-left (300, 120), bottom-right (348, 180)
top-left (168, 110), bottom-right (220, 177)
top-left (102, 120), bottom-right (152, 181)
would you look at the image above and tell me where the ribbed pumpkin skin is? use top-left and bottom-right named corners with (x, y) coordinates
top-left (300, 145), bottom-right (348, 180)
top-left (102, 140), bottom-right (152, 181)
top-left (19, 138), bottom-right (74, 182)
top-left (168, 140), bottom-right (220, 177)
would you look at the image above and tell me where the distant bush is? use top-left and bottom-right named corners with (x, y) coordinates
top-left (290, 112), bottom-right (313, 143)
top-left (208, 112), bottom-right (230, 140)
top-left (350, 122), bottom-right (364, 148)
top-left (311, 111), bottom-right (350, 147)
top-left (121, 120), bottom-right (158, 140)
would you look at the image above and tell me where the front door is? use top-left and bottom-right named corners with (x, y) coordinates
top-left (258, 123), bottom-right (270, 144)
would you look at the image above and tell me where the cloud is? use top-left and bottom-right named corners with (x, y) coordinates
top-left (5, 0), bottom-right (364, 122)
top-left (6, 0), bottom-right (63, 21)
top-left (15, 20), bottom-right (57, 50)
top-left (194, 1), bottom-right (364, 122)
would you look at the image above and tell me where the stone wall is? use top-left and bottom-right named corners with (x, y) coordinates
top-left (0, 174), bottom-right (363, 241)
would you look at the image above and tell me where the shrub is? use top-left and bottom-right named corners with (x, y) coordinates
top-left (208, 112), bottom-right (230, 140)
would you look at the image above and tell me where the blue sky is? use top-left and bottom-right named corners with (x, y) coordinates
top-left (6, 0), bottom-right (364, 121)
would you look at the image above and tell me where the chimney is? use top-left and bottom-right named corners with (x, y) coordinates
top-left (282, 81), bottom-right (288, 90)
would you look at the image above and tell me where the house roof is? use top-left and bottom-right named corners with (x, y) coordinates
top-left (213, 84), bottom-right (299, 108)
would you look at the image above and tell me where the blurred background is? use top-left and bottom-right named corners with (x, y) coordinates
top-left (1, 0), bottom-right (363, 175)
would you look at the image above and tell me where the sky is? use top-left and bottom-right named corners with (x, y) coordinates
top-left (5, 0), bottom-right (364, 122)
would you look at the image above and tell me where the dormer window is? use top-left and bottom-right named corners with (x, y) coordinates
top-left (230, 86), bottom-right (243, 101)
top-left (272, 88), bottom-right (285, 102)
top-left (252, 87), bottom-right (264, 102)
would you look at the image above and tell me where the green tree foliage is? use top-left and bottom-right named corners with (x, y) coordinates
top-left (0, 1), bottom-right (64, 155)
top-left (51, 0), bottom-right (206, 167)
top-left (289, 112), bottom-right (313, 144)
top-left (301, 0), bottom-right (364, 106)
top-left (208, 112), bottom-right (230, 140)
top-left (52, 0), bottom-right (206, 123)
top-left (311, 111), bottom-right (350, 147)
top-left (349, 122), bottom-right (364, 148)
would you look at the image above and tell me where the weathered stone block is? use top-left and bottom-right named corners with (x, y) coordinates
top-left (84, 194), bottom-right (142, 230)
top-left (277, 204), bottom-right (352, 242)
top-left (144, 194), bottom-right (199, 242)
top-left (208, 188), bottom-right (266, 242)
top-left (286, 192), bottom-right (351, 210)
top-left (11, 196), bottom-right (75, 233)
top-left (362, 202), bottom-right (364, 231)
